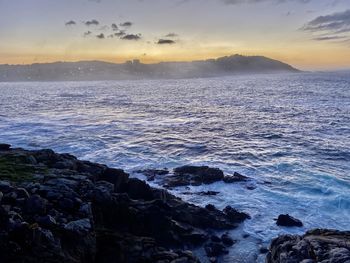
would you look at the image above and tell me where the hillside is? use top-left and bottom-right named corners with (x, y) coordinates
top-left (0, 54), bottom-right (300, 82)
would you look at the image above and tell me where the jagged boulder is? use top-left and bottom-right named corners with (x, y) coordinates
top-left (266, 229), bottom-right (350, 263)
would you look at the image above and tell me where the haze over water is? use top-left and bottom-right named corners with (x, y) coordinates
top-left (0, 72), bottom-right (349, 261)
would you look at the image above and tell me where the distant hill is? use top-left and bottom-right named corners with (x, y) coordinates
top-left (0, 54), bottom-right (300, 82)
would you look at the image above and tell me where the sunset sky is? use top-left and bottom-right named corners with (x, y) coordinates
top-left (0, 0), bottom-right (349, 70)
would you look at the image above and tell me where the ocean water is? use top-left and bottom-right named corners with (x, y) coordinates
top-left (0, 72), bottom-right (349, 262)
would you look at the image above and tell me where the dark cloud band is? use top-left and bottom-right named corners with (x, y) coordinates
top-left (302, 9), bottom-right (350, 43)
top-left (121, 34), bottom-right (141, 40)
top-left (85, 19), bottom-right (100, 26)
top-left (65, 20), bottom-right (76, 26)
top-left (157, 39), bottom-right (176, 44)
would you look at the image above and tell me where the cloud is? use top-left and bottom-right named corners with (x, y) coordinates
top-left (313, 36), bottom-right (347, 41)
top-left (65, 20), bottom-right (76, 26)
top-left (302, 9), bottom-right (350, 33)
top-left (84, 19), bottom-right (99, 26)
top-left (96, 33), bottom-right (105, 39)
top-left (84, 31), bottom-right (92, 37)
top-left (121, 34), bottom-right (141, 40)
top-left (111, 23), bottom-right (119, 31)
top-left (165, 33), bottom-right (178, 38)
top-left (120, 22), bottom-right (133, 27)
top-left (99, 25), bottom-right (109, 31)
top-left (157, 39), bottom-right (176, 44)
top-left (302, 9), bottom-right (350, 43)
top-left (114, 30), bottom-right (126, 37)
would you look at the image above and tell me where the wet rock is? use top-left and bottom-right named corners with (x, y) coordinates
top-left (182, 191), bottom-right (220, 196)
top-left (259, 246), bottom-right (269, 254)
top-left (211, 235), bottom-right (221, 242)
top-left (0, 145), bottom-right (253, 263)
top-left (223, 205), bottom-right (251, 223)
top-left (223, 172), bottom-right (249, 183)
top-left (137, 169), bottom-right (169, 181)
top-left (246, 184), bottom-right (256, 190)
top-left (276, 214), bottom-right (303, 227)
top-left (142, 165), bottom-right (253, 189)
top-left (198, 191), bottom-right (220, 196)
top-left (205, 204), bottom-right (216, 211)
top-left (205, 242), bottom-right (229, 257)
top-left (0, 143), bottom-right (11, 151)
top-left (221, 233), bottom-right (235, 247)
top-left (173, 165), bottom-right (224, 185)
top-left (267, 229), bottom-right (350, 263)
top-left (182, 230), bottom-right (208, 245)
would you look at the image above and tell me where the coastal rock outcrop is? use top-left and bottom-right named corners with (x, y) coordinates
top-left (276, 214), bottom-right (303, 227)
top-left (266, 229), bottom-right (350, 263)
top-left (138, 166), bottom-right (251, 188)
top-left (0, 144), bottom-right (250, 263)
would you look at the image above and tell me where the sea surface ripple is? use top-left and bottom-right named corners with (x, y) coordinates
top-left (0, 72), bottom-right (349, 262)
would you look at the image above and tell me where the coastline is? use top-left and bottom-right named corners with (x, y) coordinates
top-left (0, 143), bottom-right (349, 263)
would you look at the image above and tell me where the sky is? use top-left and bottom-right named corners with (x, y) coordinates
top-left (0, 0), bottom-right (350, 70)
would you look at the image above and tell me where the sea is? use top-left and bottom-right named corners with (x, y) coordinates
top-left (0, 72), bottom-right (349, 262)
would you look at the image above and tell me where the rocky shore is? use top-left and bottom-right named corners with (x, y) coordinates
top-left (0, 144), bottom-right (249, 263)
top-left (267, 229), bottom-right (350, 263)
top-left (0, 143), bottom-right (349, 263)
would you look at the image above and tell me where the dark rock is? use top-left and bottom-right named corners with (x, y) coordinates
top-left (174, 165), bottom-right (224, 185)
top-left (32, 149), bottom-right (58, 164)
top-left (92, 181), bottom-right (114, 203)
top-left (266, 229), bottom-right (350, 263)
top-left (2, 191), bottom-right (17, 205)
top-left (76, 160), bottom-right (106, 176)
top-left (198, 191), bottom-right (220, 196)
top-left (0, 146), bottom-right (252, 263)
top-left (205, 204), bottom-right (216, 211)
top-left (182, 230), bottom-right (208, 245)
top-left (137, 169), bottom-right (169, 181)
top-left (25, 194), bottom-right (47, 215)
top-left (0, 144), bottom-right (11, 151)
top-left (16, 188), bottom-right (30, 199)
top-left (58, 197), bottom-right (76, 211)
top-left (211, 235), bottom-right (221, 242)
top-left (182, 191), bottom-right (220, 196)
top-left (246, 184), bottom-right (256, 190)
top-left (124, 178), bottom-right (154, 200)
top-left (65, 218), bottom-right (92, 234)
top-left (205, 242), bottom-right (228, 257)
top-left (223, 205), bottom-right (250, 223)
top-left (37, 215), bottom-right (57, 228)
top-left (223, 172), bottom-right (249, 183)
top-left (259, 246), bottom-right (269, 254)
top-left (0, 181), bottom-right (14, 193)
top-left (221, 233), bottom-right (235, 247)
top-left (276, 214), bottom-right (303, 227)
top-left (99, 167), bottom-right (129, 192)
